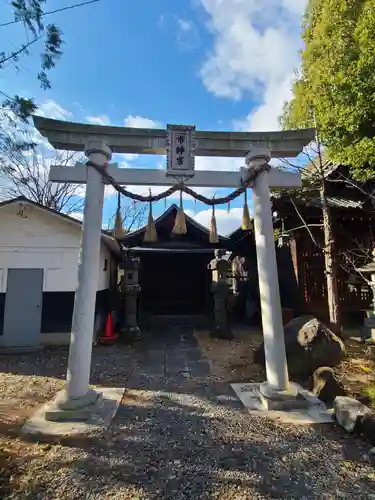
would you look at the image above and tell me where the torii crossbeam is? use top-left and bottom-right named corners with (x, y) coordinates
top-left (33, 116), bottom-right (314, 422)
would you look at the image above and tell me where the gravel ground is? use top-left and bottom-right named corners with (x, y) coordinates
top-left (1, 327), bottom-right (375, 499)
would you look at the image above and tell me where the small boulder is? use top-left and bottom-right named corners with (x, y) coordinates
top-left (360, 413), bottom-right (375, 446)
top-left (334, 396), bottom-right (371, 433)
top-left (254, 315), bottom-right (346, 379)
top-left (312, 367), bottom-right (346, 406)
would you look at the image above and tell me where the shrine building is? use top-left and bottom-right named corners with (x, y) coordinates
top-left (116, 203), bottom-right (231, 321)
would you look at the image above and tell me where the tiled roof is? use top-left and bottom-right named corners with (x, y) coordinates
top-left (308, 196), bottom-right (364, 210)
top-left (301, 157), bottom-right (340, 180)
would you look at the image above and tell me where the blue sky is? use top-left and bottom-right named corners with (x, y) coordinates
top-left (0, 0), bottom-right (307, 234)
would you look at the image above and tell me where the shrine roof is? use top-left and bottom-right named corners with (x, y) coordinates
top-left (301, 157), bottom-right (340, 180)
top-left (272, 158), bottom-right (375, 214)
top-left (117, 203), bottom-right (231, 245)
top-left (126, 246), bottom-right (215, 254)
top-left (272, 194), bottom-right (365, 210)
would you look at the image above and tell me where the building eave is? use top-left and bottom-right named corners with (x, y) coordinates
top-left (0, 196), bottom-right (121, 257)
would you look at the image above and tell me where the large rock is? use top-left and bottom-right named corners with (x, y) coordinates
top-left (253, 315), bottom-right (346, 379)
top-left (334, 396), bottom-right (371, 432)
top-left (361, 413), bottom-right (375, 445)
top-left (312, 366), bottom-right (346, 406)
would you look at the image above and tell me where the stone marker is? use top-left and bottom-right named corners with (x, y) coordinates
top-left (312, 366), bottom-right (346, 407)
top-left (334, 396), bottom-right (371, 432)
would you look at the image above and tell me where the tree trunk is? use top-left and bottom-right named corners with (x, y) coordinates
top-left (320, 181), bottom-right (341, 328)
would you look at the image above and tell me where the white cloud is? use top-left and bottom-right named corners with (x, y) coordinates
top-left (176, 17), bottom-right (200, 49)
top-left (69, 211), bottom-right (84, 221)
top-left (113, 153), bottom-right (140, 167)
top-left (158, 14), bottom-right (165, 28)
top-left (86, 114), bottom-right (111, 126)
top-left (199, 0), bottom-right (307, 131)
top-left (195, 156), bottom-right (244, 171)
top-left (37, 99), bottom-right (73, 121)
top-left (177, 18), bottom-right (194, 32)
top-left (233, 76), bottom-right (294, 131)
top-left (124, 115), bottom-right (161, 129)
top-left (186, 207), bottom-right (244, 235)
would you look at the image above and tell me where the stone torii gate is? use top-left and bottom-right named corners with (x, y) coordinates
top-left (34, 116), bottom-right (314, 421)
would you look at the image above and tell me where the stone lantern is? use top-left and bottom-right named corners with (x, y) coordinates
top-left (119, 251), bottom-right (142, 342)
top-left (208, 249), bottom-right (233, 340)
top-left (355, 249), bottom-right (375, 343)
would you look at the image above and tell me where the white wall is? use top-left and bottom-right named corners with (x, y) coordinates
top-left (0, 202), bottom-right (114, 293)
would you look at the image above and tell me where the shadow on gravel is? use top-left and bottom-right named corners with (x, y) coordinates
top-left (1, 390), bottom-right (374, 500)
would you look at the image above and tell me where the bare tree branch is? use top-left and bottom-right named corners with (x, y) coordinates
top-left (106, 201), bottom-right (147, 233)
top-left (0, 125), bottom-right (85, 214)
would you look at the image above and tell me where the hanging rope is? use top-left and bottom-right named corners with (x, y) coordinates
top-left (209, 196), bottom-right (219, 244)
top-left (113, 192), bottom-right (125, 238)
top-left (144, 189), bottom-right (158, 242)
top-left (242, 187), bottom-right (252, 230)
top-left (172, 190), bottom-right (187, 234)
top-left (86, 160), bottom-right (270, 206)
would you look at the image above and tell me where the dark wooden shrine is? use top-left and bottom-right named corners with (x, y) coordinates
top-left (116, 204), bottom-right (231, 318)
top-left (272, 161), bottom-right (375, 324)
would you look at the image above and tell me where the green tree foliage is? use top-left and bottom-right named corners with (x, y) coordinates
top-left (282, 0), bottom-right (375, 180)
top-left (1, 1), bottom-right (63, 120)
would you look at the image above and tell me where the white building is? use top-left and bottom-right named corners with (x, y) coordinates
top-left (0, 196), bottom-right (120, 348)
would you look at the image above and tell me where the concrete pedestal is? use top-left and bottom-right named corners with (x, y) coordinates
top-left (258, 382), bottom-right (310, 411)
top-left (231, 381), bottom-right (332, 424)
top-left (44, 388), bottom-right (99, 422)
top-left (23, 388), bottom-right (125, 436)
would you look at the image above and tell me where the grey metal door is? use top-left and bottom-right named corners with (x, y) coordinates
top-left (2, 268), bottom-right (43, 347)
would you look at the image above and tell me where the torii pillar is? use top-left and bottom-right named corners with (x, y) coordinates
top-left (45, 140), bottom-right (111, 420)
top-left (246, 149), bottom-right (292, 405)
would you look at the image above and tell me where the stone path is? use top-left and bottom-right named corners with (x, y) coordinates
top-left (101, 326), bottom-right (375, 499)
top-left (2, 326), bottom-right (375, 499)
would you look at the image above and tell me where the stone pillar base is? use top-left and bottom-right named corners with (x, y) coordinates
top-left (258, 382), bottom-right (310, 411)
top-left (44, 388), bottom-right (100, 422)
top-left (22, 387), bottom-right (125, 436)
top-left (210, 325), bottom-right (234, 340)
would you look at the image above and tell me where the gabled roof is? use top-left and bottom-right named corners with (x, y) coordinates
top-left (272, 157), bottom-right (374, 212)
top-left (0, 196), bottom-right (120, 256)
top-left (227, 226), bottom-right (253, 241)
top-left (301, 157), bottom-right (340, 180)
top-left (118, 203), bottom-right (230, 244)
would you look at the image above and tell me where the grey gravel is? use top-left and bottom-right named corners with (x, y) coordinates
top-left (1, 326), bottom-right (375, 499)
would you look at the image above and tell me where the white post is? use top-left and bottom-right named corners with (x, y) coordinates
top-left (247, 150), bottom-right (290, 393)
top-left (64, 140), bottom-right (111, 406)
